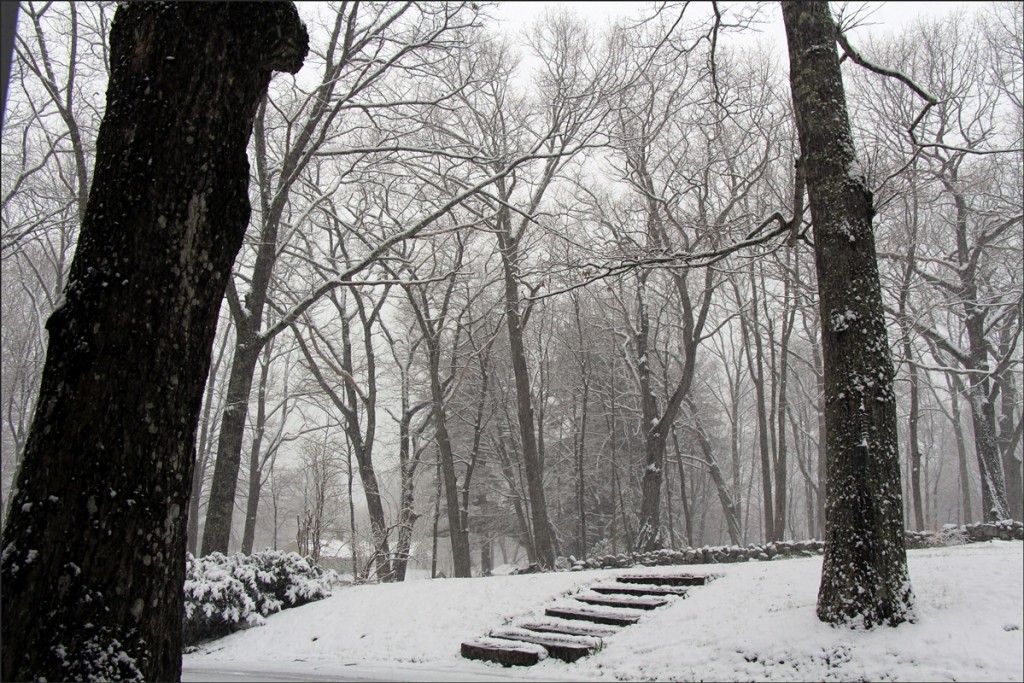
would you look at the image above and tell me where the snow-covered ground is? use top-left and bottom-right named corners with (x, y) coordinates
top-left (184, 541), bottom-right (1023, 682)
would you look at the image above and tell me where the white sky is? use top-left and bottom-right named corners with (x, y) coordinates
top-left (492, 1), bottom-right (983, 51)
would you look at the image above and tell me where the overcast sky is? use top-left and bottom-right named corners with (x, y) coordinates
top-left (492, 1), bottom-right (982, 53)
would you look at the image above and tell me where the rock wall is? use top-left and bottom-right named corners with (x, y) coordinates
top-left (563, 520), bottom-right (1024, 571)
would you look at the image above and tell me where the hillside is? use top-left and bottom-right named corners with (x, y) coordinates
top-left (183, 541), bottom-right (1023, 682)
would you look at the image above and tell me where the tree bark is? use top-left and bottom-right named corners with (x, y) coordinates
top-left (0, 5), bottom-right (306, 680)
top-left (783, 0), bottom-right (913, 627)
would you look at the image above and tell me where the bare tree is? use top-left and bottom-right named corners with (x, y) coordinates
top-left (1, 2), bottom-right (111, 510)
top-left (854, 8), bottom-right (1022, 521)
top-left (202, 2), bottom-right (484, 554)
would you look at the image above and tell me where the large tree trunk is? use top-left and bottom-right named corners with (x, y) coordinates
top-left (783, 0), bottom-right (913, 627)
top-left (0, 5), bottom-right (307, 681)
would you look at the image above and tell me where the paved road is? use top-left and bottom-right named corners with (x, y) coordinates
top-left (182, 659), bottom-right (595, 682)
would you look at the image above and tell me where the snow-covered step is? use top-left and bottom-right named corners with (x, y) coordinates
top-left (616, 573), bottom-right (711, 587)
top-left (591, 583), bottom-right (689, 597)
top-left (545, 603), bottom-right (643, 626)
top-left (519, 618), bottom-right (620, 638)
top-left (489, 627), bottom-right (602, 662)
top-left (575, 592), bottom-right (668, 610)
top-left (460, 636), bottom-right (548, 667)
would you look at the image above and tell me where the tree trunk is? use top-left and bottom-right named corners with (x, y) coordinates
top-left (783, 0), bottom-right (913, 627)
top-left (494, 433), bottom-right (537, 565)
top-left (572, 292), bottom-right (590, 557)
top-left (672, 431), bottom-right (694, 546)
top-left (997, 375), bottom-right (1023, 520)
top-left (896, 175), bottom-right (926, 531)
top-left (187, 330), bottom-right (228, 555)
top-left (946, 182), bottom-right (1011, 521)
top-left (738, 270), bottom-right (776, 543)
top-left (0, 5), bottom-right (306, 681)
top-left (427, 340), bottom-right (473, 577)
top-left (292, 292), bottom-right (395, 581)
top-left (346, 440), bottom-right (360, 580)
top-left (431, 454), bottom-right (442, 579)
top-left (480, 533), bottom-right (494, 576)
top-left (633, 273), bottom-right (665, 552)
top-left (392, 388), bottom-right (424, 582)
top-left (947, 381), bottom-right (974, 522)
top-left (202, 340), bottom-right (260, 554)
top-left (803, 311), bottom-right (828, 540)
top-left (497, 227), bottom-right (556, 568)
top-left (773, 260), bottom-right (796, 542)
top-left (684, 403), bottom-right (742, 546)
top-left (241, 343), bottom-right (274, 554)
top-left (995, 320), bottom-right (1023, 520)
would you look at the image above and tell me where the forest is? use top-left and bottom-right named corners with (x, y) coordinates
top-left (0, 3), bottom-right (1021, 672)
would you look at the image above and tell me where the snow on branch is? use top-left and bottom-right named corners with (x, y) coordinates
top-left (835, 25), bottom-right (1023, 157)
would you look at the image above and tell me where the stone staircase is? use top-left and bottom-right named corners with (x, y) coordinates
top-left (460, 572), bottom-right (713, 667)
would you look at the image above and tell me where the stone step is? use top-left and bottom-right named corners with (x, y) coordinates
top-left (545, 604), bottom-right (643, 626)
top-left (574, 592), bottom-right (667, 610)
top-left (616, 573), bottom-right (710, 587)
top-left (460, 636), bottom-right (548, 667)
top-left (591, 583), bottom-right (689, 597)
top-left (489, 627), bottom-right (602, 663)
top-left (519, 618), bottom-right (620, 638)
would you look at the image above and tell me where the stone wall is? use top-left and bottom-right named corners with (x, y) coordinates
top-left (563, 519), bottom-right (1024, 571)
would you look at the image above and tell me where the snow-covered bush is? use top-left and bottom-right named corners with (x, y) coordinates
top-left (930, 525), bottom-right (968, 547)
top-left (252, 549), bottom-right (335, 608)
top-left (183, 550), bottom-right (336, 647)
top-left (183, 552), bottom-right (263, 646)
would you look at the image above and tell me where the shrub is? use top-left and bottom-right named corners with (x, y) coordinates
top-left (183, 550), bottom-right (336, 647)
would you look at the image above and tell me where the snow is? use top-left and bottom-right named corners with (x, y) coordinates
top-left (183, 541), bottom-right (1023, 682)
